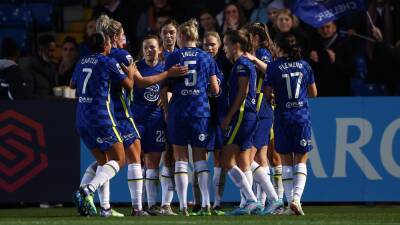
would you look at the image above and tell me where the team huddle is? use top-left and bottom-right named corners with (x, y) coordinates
top-left (70, 14), bottom-right (317, 218)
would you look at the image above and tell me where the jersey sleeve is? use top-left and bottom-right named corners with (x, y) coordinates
top-left (256, 48), bottom-right (273, 64)
top-left (236, 63), bottom-right (251, 78)
top-left (108, 58), bottom-right (127, 83)
top-left (121, 50), bottom-right (133, 66)
top-left (208, 56), bottom-right (218, 77)
top-left (164, 51), bottom-right (180, 71)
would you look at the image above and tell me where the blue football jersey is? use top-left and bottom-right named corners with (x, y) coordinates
top-left (72, 53), bottom-right (126, 127)
top-left (264, 58), bottom-right (315, 120)
top-left (131, 59), bottom-right (164, 122)
top-left (227, 55), bottom-right (257, 115)
top-left (108, 48), bottom-right (133, 121)
top-left (255, 48), bottom-right (273, 118)
top-left (163, 48), bottom-right (179, 62)
top-left (164, 47), bottom-right (217, 118)
top-left (209, 59), bottom-right (226, 125)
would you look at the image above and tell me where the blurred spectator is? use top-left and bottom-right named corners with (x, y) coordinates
top-left (93, 0), bottom-right (146, 53)
top-left (273, 9), bottom-right (309, 54)
top-left (367, 0), bottom-right (400, 47)
top-left (19, 34), bottom-right (58, 98)
top-left (136, 0), bottom-right (174, 42)
top-left (199, 9), bottom-right (220, 40)
top-left (78, 18), bottom-right (96, 58)
top-left (237, 0), bottom-right (256, 20)
top-left (217, 3), bottom-right (247, 33)
top-left (250, 0), bottom-right (281, 24)
top-left (308, 21), bottom-right (356, 96)
top-left (56, 37), bottom-right (79, 86)
top-left (265, 0), bottom-right (285, 30)
top-left (0, 38), bottom-right (34, 100)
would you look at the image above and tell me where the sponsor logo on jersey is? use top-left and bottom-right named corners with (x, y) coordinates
top-left (78, 97), bottom-right (93, 103)
top-left (96, 136), bottom-right (114, 144)
top-left (144, 84), bottom-right (160, 102)
top-left (286, 101), bottom-right (304, 109)
top-left (181, 89), bottom-right (200, 96)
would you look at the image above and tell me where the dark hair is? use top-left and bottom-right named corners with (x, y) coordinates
top-left (199, 8), bottom-right (215, 18)
top-left (143, 34), bottom-right (161, 44)
top-left (224, 29), bottom-right (252, 53)
top-left (62, 36), bottom-right (78, 49)
top-left (37, 34), bottom-right (55, 49)
top-left (160, 18), bottom-right (178, 32)
top-left (277, 31), bottom-right (302, 61)
top-left (247, 22), bottom-right (279, 57)
top-left (1, 37), bottom-right (20, 58)
top-left (222, 3), bottom-right (247, 29)
top-left (89, 32), bottom-right (108, 53)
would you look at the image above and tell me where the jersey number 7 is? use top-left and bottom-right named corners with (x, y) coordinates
top-left (82, 68), bottom-right (92, 94)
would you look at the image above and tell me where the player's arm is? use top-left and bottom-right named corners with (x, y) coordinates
top-left (120, 63), bottom-right (135, 91)
top-left (308, 83), bottom-right (317, 98)
top-left (244, 52), bottom-right (268, 74)
top-left (134, 65), bottom-right (188, 88)
top-left (209, 75), bottom-right (220, 96)
top-left (221, 76), bottom-right (249, 129)
top-left (263, 86), bottom-right (273, 101)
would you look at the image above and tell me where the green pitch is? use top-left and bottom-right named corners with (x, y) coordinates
top-left (0, 205), bottom-right (399, 225)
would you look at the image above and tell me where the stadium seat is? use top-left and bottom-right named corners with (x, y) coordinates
top-left (26, 2), bottom-right (53, 29)
top-left (0, 3), bottom-right (31, 26)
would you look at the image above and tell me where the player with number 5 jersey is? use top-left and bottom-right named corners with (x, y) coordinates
top-left (263, 31), bottom-right (317, 216)
top-left (163, 19), bottom-right (220, 216)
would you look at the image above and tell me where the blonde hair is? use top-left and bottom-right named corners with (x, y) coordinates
top-left (178, 18), bottom-right (199, 42)
top-left (275, 9), bottom-right (299, 29)
top-left (96, 14), bottom-right (123, 38)
top-left (203, 31), bottom-right (221, 46)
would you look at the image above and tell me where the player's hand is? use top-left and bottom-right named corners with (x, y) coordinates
top-left (243, 52), bottom-right (256, 62)
top-left (167, 64), bottom-right (188, 77)
top-left (309, 51), bottom-right (319, 63)
top-left (121, 62), bottom-right (137, 77)
top-left (221, 116), bottom-right (231, 130)
top-left (326, 49), bottom-right (336, 64)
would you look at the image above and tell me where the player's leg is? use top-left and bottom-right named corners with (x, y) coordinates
top-left (192, 147), bottom-right (211, 215)
top-left (173, 144), bottom-right (190, 215)
top-left (160, 144), bottom-right (176, 215)
top-left (144, 152), bottom-right (162, 215)
top-left (236, 147), bottom-right (253, 208)
top-left (290, 152), bottom-right (308, 216)
top-left (268, 139), bottom-right (284, 202)
top-left (212, 148), bottom-right (226, 215)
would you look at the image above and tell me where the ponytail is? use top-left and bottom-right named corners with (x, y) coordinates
top-left (224, 28), bottom-right (252, 53)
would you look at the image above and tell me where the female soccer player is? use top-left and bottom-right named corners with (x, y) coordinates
top-left (202, 31), bottom-right (227, 215)
top-left (159, 19), bottom-right (179, 213)
top-left (243, 23), bottom-right (283, 214)
top-left (163, 18), bottom-right (219, 216)
top-left (96, 15), bottom-right (186, 216)
top-left (263, 32), bottom-right (317, 216)
top-left (132, 35), bottom-right (170, 216)
top-left (71, 32), bottom-right (134, 216)
top-left (220, 29), bottom-right (260, 216)
top-left (160, 19), bottom-right (179, 59)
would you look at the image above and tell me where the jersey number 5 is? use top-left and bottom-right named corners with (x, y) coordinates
top-left (184, 60), bottom-right (197, 87)
top-left (282, 72), bottom-right (303, 99)
top-left (82, 68), bottom-right (92, 94)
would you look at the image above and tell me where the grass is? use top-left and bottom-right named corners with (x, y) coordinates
top-left (0, 205), bottom-right (399, 225)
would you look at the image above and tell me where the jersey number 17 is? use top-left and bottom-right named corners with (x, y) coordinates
top-left (282, 72), bottom-right (303, 99)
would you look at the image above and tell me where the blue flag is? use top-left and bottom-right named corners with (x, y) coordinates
top-left (293, 0), bottom-right (365, 28)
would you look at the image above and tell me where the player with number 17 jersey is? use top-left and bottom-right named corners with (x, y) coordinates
top-left (264, 58), bottom-right (315, 153)
top-left (72, 53), bottom-right (126, 150)
top-left (164, 47), bottom-right (217, 147)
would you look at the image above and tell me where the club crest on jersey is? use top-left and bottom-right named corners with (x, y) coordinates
top-left (144, 84), bottom-right (160, 102)
top-left (198, 133), bottom-right (208, 142)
